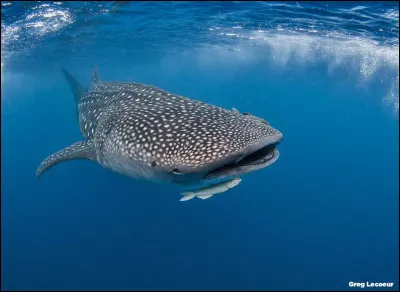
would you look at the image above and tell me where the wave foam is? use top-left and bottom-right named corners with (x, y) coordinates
top-left (1, 2), bottom-right (74, 72)
top-left (209, 28), bottom-right (399, 113)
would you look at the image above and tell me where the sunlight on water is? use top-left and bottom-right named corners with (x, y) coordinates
top-left (1, 1), bottom-right (398, 113)
top-left (1, 2), bottom-right (73, 71)
top-left (2, 3), bottom-right (73, 38)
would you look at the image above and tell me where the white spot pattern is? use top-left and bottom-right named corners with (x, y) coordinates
top-left (77, 81), bottom-right (280, 169)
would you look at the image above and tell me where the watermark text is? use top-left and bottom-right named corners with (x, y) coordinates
top-left (349, 282), bottom-right (395, 288)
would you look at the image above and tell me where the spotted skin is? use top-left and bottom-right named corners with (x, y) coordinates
top-left (79, 82), bottom-right (279, 170)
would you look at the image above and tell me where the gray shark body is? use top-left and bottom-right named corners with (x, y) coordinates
top-left (37, 69), bottom-right (283, 193)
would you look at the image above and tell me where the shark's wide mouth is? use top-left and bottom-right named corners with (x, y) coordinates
top-left (204, 143), bottom-right (280, 180)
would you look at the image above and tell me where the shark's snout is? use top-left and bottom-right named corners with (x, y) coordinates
top-left (202, 124), bottom-right (283, 180)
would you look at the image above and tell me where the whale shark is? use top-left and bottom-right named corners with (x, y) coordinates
top-left (37, 68), bottom-right (283, 200)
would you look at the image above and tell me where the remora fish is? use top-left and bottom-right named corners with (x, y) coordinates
top-left (37, 68), bottom-right (283, 200)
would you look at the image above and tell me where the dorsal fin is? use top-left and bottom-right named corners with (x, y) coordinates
top-left (62, 69), bottom-right (86, 103)
top-left (92, 65), bottom-right (100, 86)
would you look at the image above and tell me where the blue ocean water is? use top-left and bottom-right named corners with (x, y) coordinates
top-left (1, 1), bottom-right (399, 291)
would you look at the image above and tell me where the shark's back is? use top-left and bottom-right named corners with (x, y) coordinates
top-left (77, 80), bottom-right (187, 139)
top-left (79, 80), bottom-right (276, 173)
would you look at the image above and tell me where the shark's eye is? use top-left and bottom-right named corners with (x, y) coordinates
top-left (242, 112), bottom-right (250, 116)
top-left (151, 161), bottom-right (157, 167)
top-left (172, 168), bottom-right (181, 174)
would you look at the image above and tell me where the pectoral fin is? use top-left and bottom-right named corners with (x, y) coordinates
top-left (36, 140), bottom-right (96, 179)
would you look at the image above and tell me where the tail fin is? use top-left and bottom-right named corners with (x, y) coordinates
top-left (62, 69), bottom-right (87, 104)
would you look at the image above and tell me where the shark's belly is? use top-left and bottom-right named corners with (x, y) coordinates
top-left (98, 149), bottom-right (167, 182)
top-left (95, 141), bottom-right (233, 189)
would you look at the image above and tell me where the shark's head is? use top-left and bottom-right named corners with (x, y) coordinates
top-left (103, 103), bottom-right (283, 186)
top-left (201, 113), bottom-right (283, 182)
